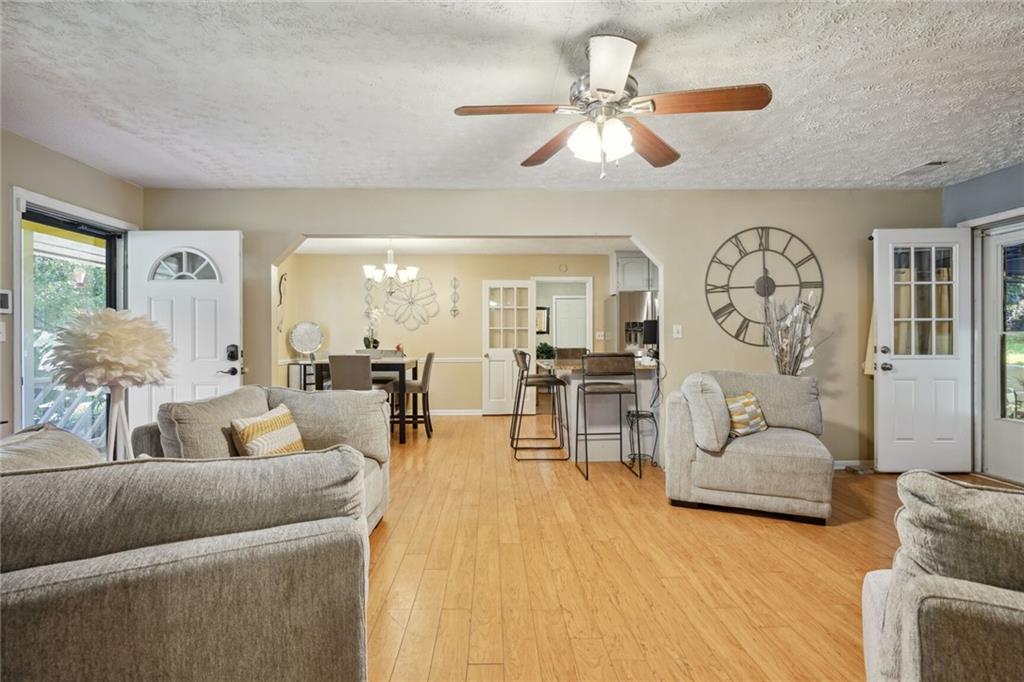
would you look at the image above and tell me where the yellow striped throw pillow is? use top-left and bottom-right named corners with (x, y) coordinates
top-left (726, 392), bottom-right (768, 437)
top-left (231, 404), bottom-right (305, 457)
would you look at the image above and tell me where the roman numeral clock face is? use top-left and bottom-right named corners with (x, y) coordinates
top-left (704, 227), bottom-right (824, 346)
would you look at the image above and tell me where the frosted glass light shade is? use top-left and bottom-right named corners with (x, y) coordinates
top-left (404, 266), bottom-right (419, 281)
top-left (363, 264), bottom-right (377, 278)
top-left (567, 121), bottom-right (602, 162)
top-left (601, 118), bottom-right (634, 161)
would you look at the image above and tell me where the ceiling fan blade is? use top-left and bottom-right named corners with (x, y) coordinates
top-left (622, 117), bottom-right (680, 168)
top-left (589, 35), bottom-right (637, 101)
top-left (521, 123), bottom-right (582, 167)
top-left (454, 104), bottom-right (562, 116)
top-left (632, 83), bottom-right (772, 115)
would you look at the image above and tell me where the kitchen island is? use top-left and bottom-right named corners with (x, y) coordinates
top-left (534, 358), bottom-right (661, 464)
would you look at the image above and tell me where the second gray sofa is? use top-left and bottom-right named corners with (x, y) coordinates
top-left (132, 385), bottom-right (392, 528)
top-left (665, 370), bottom-right (833, 521)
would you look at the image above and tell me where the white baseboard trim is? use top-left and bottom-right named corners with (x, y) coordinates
top-left (833, 459), bottom-right (872, 470)
top-left (429, 409), bottom-right (483, 416)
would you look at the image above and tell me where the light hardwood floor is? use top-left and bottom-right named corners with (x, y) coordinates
top-left (367, 414), bottom-right (950, 681)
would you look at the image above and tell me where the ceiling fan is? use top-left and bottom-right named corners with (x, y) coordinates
top-left (454, 35), bottom-right (772, 175)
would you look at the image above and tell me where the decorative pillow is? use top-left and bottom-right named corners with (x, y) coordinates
top-left (0, 424), bottom-right (103, 472)
top-left (725, 392), bottom-right (768, 437)
top-left (231, 404), bottom-right (306, 457)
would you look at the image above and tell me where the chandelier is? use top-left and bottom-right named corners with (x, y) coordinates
top-left (363, 249), bottom-right (419, 294)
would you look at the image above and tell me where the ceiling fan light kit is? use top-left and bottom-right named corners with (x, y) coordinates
top-left (455, 34), bottom-right (772, 176)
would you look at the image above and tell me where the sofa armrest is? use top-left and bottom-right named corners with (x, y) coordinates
top-left (267, 387), bottom-right (391, 464)
top-left (900, 574), bottom-right (1024, 682)
top-left (130, 422), bottom-right (165, 457)
top-left (664, 390), bottom-right (697, 502)
top-left (1, 517), bottom-right (368, 681)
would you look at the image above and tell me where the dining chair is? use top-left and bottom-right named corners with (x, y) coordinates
top-left (328, 354), bottom-right (394, 391)
top-left (401, 352), bottom-right (435, 438)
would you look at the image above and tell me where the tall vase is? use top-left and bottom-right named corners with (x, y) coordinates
top-left (105, 385), bottom-right (133, 462)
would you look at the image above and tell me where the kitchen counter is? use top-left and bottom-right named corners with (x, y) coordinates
top-left (534, 358), bottom-right (658, 372)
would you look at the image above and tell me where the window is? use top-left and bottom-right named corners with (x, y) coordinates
top-left (149, 248), bottom-right (219, 281)
top-left (20, 210), bottom-right (119, 448)
top-left (1001, 242), bottom-right (1024, 419)
top-left (892, 245), bottom-right (954, 356)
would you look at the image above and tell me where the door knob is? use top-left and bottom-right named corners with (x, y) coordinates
top-left (880, 346), bottom-right (891, 355)
top-left (879, 362), bottom-right (893, 372)
top-left (218, 367), bottom-right (239, 376)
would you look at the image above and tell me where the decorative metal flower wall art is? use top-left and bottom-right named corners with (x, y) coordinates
top-left (385, 278), bottom-right (441, 331)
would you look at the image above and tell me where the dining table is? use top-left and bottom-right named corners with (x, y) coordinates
top-left (286, 356), bottom-right (420, 444)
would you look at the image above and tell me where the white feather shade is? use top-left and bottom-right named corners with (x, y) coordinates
top-left (49, 308), bottom-right (174, 390)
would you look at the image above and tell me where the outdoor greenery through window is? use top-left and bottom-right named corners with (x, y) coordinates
top-left (21, 217), bottom-right (113, 448)
top-left (1003, 242), bottom-right (1024, 420)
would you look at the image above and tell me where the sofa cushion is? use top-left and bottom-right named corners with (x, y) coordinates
top-left (0, 424), bottom-right (103, 472)
top-left (708, 370), bottom-right (823, 435)
top-left (692, 427), bottom-right (833, 503)
top-left (0, 445), bottom-right (365, 573)
top-left (880, 471), bottom-right (1024, 677)
top-left (363, 457), bottom-right (383, 516)
top-left (157, 385), bottom-right (269, 458)
top-left (231, 404), bottom-right (305, 456)
top-left (681, 373), bottom-right (731, 452)
top-left (726, 391), bottom-right (768, 437)
top-left (266, 387), bottom-right (391, 463)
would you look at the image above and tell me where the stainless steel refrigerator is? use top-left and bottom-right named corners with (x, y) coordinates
top-left (604, 291), bottom-right (659, 352)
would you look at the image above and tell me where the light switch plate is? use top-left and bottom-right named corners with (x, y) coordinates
top-left (595, 331), bottom-right (606, 341)
top-left (0, 319), bottom-right (6, 342)
top-left (672, 324), bottom-right (683, 339)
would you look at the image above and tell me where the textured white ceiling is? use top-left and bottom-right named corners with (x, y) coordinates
top-left (295, 236), bottom-right (635, 256)
top-left (2, 2), bottom-right (1023, 190)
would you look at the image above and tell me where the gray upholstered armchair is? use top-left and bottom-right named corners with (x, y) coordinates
top-left (665, 370), bottom-right (833, 521)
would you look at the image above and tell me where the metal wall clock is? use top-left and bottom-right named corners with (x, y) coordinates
top-left (704, 227), bottom-right (824, 346)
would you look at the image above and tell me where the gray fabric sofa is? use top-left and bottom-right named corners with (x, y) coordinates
top-left (665, 370), bottom-right (833, 521)
top-left (132, 385), bottom-right (392, 529)
top-left (863, 471), bottom-right (1024, 682)
top-left (1, 430), bottom-right (370, 681)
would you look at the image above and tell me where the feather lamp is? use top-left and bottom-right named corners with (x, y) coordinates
top-left (49, 308), bottom-right (174, 460)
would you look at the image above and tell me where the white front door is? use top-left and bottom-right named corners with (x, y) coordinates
top-left (553, 296), bottom-right (588, 348)
top-left (127, 231), bottom-right (243, 430)
top-left (981, 225), bottom-right (1024, 483)
top-left (482, 280), bottom-right (535, 415)
top-left (873, 228), bottom-right (972, 472)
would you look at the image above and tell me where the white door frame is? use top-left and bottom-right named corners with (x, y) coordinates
top-left (532, 276), bottom-right (593, 349)
top-left (9, 187), bottom-right (138, 431)
top-left (551, 295), bottom-right (588, 348)
top-left (960, 206), bottom-right (1024, 474)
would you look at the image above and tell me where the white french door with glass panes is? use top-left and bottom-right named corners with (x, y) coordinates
top-left (981, 226), bottom-right (1024, 483)
top-left (873, 228), bottom-right (972, 472)
top-left (482, 280), bottom-right (535, 415)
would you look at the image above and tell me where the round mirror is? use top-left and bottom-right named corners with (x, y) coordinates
top-left (289, 321), bottom-right (324, 361)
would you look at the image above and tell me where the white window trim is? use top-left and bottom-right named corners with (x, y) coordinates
top-left (9, 186), bottom-right (138, 431)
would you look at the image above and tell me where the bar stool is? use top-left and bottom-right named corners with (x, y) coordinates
top-left (625, 409), bottom-right (659, 479)
top-left (575, 352), bottom-right (638, 480)
top-left (510, 349), bottom-right (571, 461)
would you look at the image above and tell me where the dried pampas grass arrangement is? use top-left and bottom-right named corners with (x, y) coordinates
top-left (49, 308), bottom-right (174, 461)
top-left (49, 308), bottom-right (174, 390)
top-left (764, 294), bottom-right (818, 376)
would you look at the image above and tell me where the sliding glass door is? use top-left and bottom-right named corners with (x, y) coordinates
top-left (20, 211), bottom-right (118, 448)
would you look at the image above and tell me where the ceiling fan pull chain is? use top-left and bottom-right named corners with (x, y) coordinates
top-left (600, 151), bottom-right (607, 179)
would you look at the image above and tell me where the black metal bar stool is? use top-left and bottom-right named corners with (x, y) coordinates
top-left (625, 409), bottom-right (659, 479)
top-left (510, 349), bottom-right (571, 460)
top-left (574, 352), bottom-right (639, 480)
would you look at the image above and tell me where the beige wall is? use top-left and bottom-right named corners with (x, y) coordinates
top-left (0, 131), bottom-right (144, 435)
top-left (275, 253), bottom-right (609, 410)
top-left (144, 187), bottom-right (943, 461)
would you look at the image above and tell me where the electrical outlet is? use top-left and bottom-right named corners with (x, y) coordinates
top-left (672, 324), bottom-right (683, 339)
top-left (595, 330), bottom-right (606, 341)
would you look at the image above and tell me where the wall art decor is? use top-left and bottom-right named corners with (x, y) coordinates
top-left (449, 277), bottom-right (461, 318)
top-left (385, 278), bottom-right (440, 331)
top-left (704, 227), bottom-right (823, 347)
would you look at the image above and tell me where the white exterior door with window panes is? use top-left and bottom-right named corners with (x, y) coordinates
top-left (127, 231), bottom-right (243, 430)
top-left (873, 228), bottom-right (972, 472)
top-left (482, 280), bottom-right (535, 415)
top-left (982, 226), bottom-right (1024, 483)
